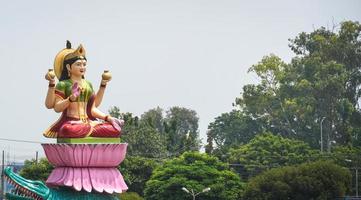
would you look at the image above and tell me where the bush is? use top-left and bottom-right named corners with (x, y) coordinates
top-left (19, 158), bottom-right (53, 182)
top-left (119, 192), bottom-right (144, 200)
top-left (144, 152), bottom-right (244, 200)
top-left (228, 133), bottom-right (317, 178)
top-left (118, 156), bottom-right (160, 196)
top-left (243, 161), bottom-right (351, 199)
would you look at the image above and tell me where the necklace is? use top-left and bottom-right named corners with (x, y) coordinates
top-left (77, 79), bottom-right (88, 123)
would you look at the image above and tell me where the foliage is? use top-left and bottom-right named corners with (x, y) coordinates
top-left (144, 152), bottom-right (244, 200)
top-left (119, 192), bottom-right (144, 200)
top-left (122, 126), bottom-right (167, 158)
top-left (243, 161), bottom-right (351, 199)
top-left (109, 106), bottom-right (201, 157)
top-left (231, 21), bottom-right (361, 148)
top-left (19, 158), bottom-right (53, 182)
top-left (207, 110), bottom-right (263, 159)
top-left (118, 156), bottom-right (161, 196)
top-left (228, 133), bottom-right (317, 178)
top-left (108, 106), bottom-right (122, 119)
top-left (324, 145), bottom-right (361, 167)
top-left (164, 107), bottom-right (201, 155)
top-left (109, 107), bottom-right (166, 158)
top-left (139, 107), bottom-right (165, 134)
top-left (321, 146), bottom-right (361, 195)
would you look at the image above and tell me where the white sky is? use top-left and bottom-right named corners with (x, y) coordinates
top-left (0, 0), bottom-right (360, 162)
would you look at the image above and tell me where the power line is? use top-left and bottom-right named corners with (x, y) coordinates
top-left (0, 138), bottom-right (42, 144)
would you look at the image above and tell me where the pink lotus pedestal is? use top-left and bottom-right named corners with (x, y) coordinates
top-left (42, 143), bottom-right (128, 194)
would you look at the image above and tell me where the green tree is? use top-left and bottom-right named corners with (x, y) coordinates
top-left (144, 152), bottom-right (244, 200)
top-left (289, 21), bottom-right (361, 107)
top-left (119, 192), bottom-right (144, 200)
top-left (243, 161), bottom-right (351, 199)
top-left (108, 107), bottom-right (166, 158)
top-left (323, 146), bottom-right (361, 195)
top-left (207, 110), bottom-right (263, 159)
top-left (164, 107), bottom-right (201, 155)
top-left (140, 107), bottom-right (165, 134)
top-left (122, 126), bottom-right (167, 158)
top-left (234, 21), bottom-right (361, 148)
top-left (19, 158), bottom-right (53, 182)
top-left (287, 21), bottom-right (361, 147)
top-left (119, 156), bottom-right (160, 196)
top-left (108, 106), bottom-right (121, 119)
top-left (108, 106), bottom-right (139, 134)
top-left (108, 106), bottom-right (201, 157)
top-left (228, 133), bottom-right (316, 178)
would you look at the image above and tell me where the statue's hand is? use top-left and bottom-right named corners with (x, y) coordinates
top-left (45, 70), bottom-right (55, 82)
top-left (70, 82), bottom-right (81, 100)
top-left (107, 117), bottom-right (124, 132)
top-left (100, 79), bottom-right (110, 86)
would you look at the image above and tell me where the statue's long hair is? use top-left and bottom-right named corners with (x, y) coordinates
top-left (59, 57), bottom-right (86, 81)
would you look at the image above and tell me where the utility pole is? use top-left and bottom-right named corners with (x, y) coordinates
top-left (346, 159), bottom-right (359, 197)
top-left (36, 151), bottom-right (39, 164)
top-left (320, 117), bottom-right (326, 153)
top-left (1, 150), bottom-right (4, 200)
top-left (356, 167), bottom-right (359, 197)
top-left (182, 187), bottom-right (211, 200)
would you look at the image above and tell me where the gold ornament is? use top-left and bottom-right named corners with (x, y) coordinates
top-left (53, 41), bottom-right (86, 79)
top-left (102, 70), bottom-right (112, 81)
top-left (46, 69), bottom-right (56, 80)
top-left (64, 44), bottom-right (86, 61)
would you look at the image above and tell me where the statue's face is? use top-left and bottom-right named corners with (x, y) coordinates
top-left (69, 59), bottom-right (87, 77)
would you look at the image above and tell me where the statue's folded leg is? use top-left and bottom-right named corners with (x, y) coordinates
top-left (91, 122), bottom-right (121, 137)
top-left (58, 121), bottom-right (92, 138)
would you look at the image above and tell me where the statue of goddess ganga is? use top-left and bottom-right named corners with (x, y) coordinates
top-left (43, 41), bottom-right (123, 138)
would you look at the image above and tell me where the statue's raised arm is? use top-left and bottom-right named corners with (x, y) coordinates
top-left (43, 41), bottom-right (123, 138)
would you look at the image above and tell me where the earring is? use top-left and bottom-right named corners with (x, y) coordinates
top-left (67, 70), bottom-right (71, 77)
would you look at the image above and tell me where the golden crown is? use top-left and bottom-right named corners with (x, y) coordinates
top-left (53, 41), bottom-right (86, 79)
top-left (64, 44), bottom-right (86, 61)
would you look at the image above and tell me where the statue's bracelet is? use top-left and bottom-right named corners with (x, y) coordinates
top-left (100, 83), bottom-right (107, 88)
top-left (48, 83), bottom-right (55, 88)
top-left (68, 96), bottom-right (76, 102)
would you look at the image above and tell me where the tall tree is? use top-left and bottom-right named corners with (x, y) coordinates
top-left (139, 107), bottom-right (165, 134)
top-left (207, 110), bottom-right (263, 158)
top-left (164, 107), bottom-right (201, 155)
top-left (144, 152), bottom-right (244, 200)
top-left (287, 21), bottom-right (361, 147)
top-left (122, 126), bottom-right (167, 158)
top-left (119, 156), bottom-right (160, 196)
top-left (108, 106), bottom-right (201, 157)
top-left (233, 21), bottom-right (361, 149)
top-left (228, 133), bottom-right (317, 178)
top-left (108, 107), bottom-right (165, 157)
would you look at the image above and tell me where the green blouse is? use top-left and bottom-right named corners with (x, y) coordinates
top-left (55, 79), bottom-right (94, 102)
